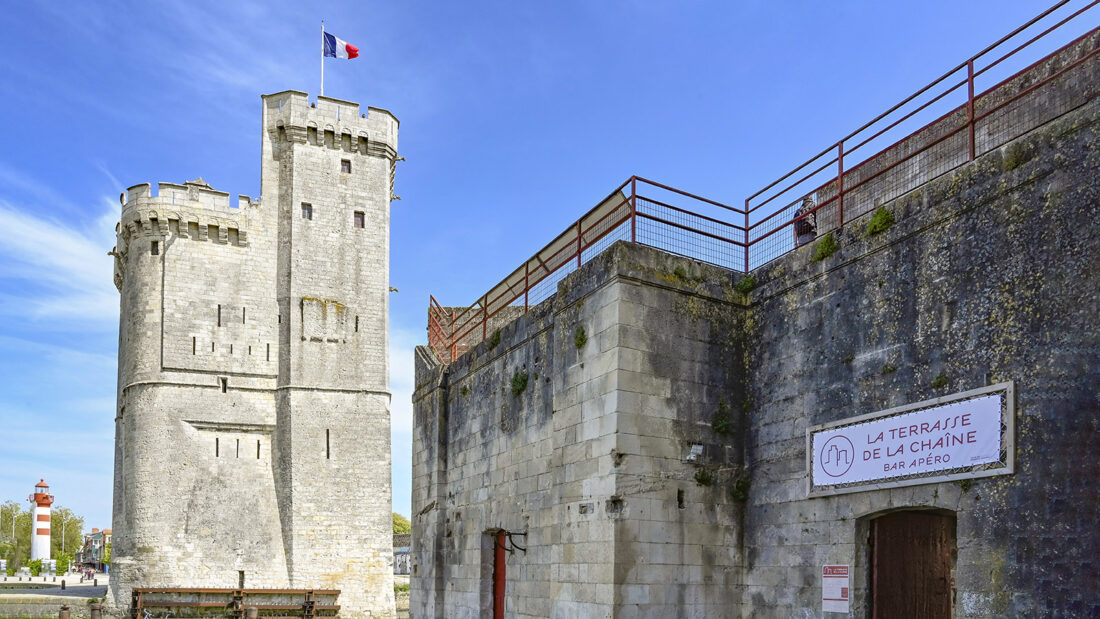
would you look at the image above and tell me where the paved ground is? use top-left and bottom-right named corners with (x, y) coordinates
top-left (0, 572), bottom-right (107, 598)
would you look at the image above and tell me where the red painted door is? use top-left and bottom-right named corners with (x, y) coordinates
top-left (493, 532), bottom-right (507, 619)
top-left (872, 511), bottom-right (954, 619)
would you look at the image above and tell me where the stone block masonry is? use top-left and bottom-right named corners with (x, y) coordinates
top-left (413, 97), bottom-right (1100, 617)
top-left (110, 91), bottom-right (399, 618)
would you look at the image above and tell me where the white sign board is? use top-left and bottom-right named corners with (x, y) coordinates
top-left (812, 394), bottom-right (1001, 486)
top-left (808, 383), bottom-right (1015, 496)
top-left (822, 565), bottom-right (850, 613)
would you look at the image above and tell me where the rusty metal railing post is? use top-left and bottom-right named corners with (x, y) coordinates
top-left (744, 199), bottom-right (750, 273)
top-left (450, 308), bottom-right (456, 361)
top-left (967, 59), bottom-right (976, 161)
top-left (576, 221), bottom-right (582, 267)
top-left (481, 295), bottom-right (487, 340)
top-left (837, 141), bottom-right (845, 228)
top-left (630, 177), bottom-right (637, 243)
top-left (524, 262), bottom-right (529, 312)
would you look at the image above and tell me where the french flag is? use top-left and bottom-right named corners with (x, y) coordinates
top-left (323, 31), bottom-right (359, 59)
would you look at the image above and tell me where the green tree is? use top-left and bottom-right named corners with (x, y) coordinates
top-left (0, 500), bottom-right (20, 546)
top-left (392, 513), bottom-right (411, 534)
top-left (56, 553), bottom-right (72, 574)
top-left (49, 507), bottom-right (85, 562)
top-left (0, 502), bottom-right (89, 572)
top-left (2, 505), bottom-right (33, 571)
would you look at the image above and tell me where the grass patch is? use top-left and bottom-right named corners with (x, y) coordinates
top-left (812, 232), bottom-right (838, 261)
top-left (693, 468), bottom-right (714, 486)
top-left (711, 402), bottom-right (732, 435)
top-left (865, 207), bottom-right (895, 236)
top-left (574, 326), bottom-right (587, 349)
top-left (511, 370), bottom-right (529, 396)
top-left (395, 583), bottom-right (410, 593)
top-left (930, 372), bottom-right (948, 389)
top-left (729, 475), bottom-right (751, 503)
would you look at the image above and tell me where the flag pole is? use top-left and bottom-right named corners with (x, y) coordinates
top-left (320, 20), bottom-right (325, 96)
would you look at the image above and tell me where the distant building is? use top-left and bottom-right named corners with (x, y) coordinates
top-left (393, 534), bottom-right (411, 575)
top-left (78, 528), bottom-right (112, 571)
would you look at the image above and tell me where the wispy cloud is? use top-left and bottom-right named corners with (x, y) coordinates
top-left (0, 188), bottom-right (118, 323)
top-left (144, 0), bottom-right (305, 97)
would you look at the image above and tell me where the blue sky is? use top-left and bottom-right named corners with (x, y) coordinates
top-left (0, 1), bottom-right (1077, 528)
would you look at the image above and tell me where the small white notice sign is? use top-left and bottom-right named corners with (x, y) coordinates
top-left (822, 564), bottom-right (850, 613)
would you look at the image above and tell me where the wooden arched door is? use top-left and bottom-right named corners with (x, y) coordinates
top-left (871, 510), bottom-right (955, 618)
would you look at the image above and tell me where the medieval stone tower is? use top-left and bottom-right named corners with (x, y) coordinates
top-left (109, 91), bottom-right (398, 618)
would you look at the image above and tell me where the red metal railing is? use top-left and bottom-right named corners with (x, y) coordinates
top-left (428, 1), bottom-right (1100, 362)
top-left (745, 0), bottom-right (1100, 269)
top-left (428, 177), bottom-right (746, 362)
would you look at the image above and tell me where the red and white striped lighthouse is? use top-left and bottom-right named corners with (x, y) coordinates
top-left (29, 479), bottom-right (53, 562)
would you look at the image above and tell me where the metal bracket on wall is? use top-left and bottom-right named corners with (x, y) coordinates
top-left (494, 531), bottom-right (528, 555)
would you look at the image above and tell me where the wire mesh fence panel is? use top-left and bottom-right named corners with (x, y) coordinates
top-left (976, 29), bottom-right (1100, 156)
top-left (635, 197), bottom-right (745, 271)
top-left (580, 219), bottom-right (632, 267)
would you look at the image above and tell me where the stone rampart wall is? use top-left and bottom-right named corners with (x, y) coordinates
top-left (413, 97), bottom-right (1100, 617)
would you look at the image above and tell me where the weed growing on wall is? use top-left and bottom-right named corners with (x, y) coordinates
top-left (812, 232), bottom-right (838, 261)
top-left (866, 207), bottom-right (895, 236)
top-left (735, 275), bottom-right (757, 295)
top-left (694, 469), bottom-right (714, 486)
top-left (488, 329), bottom-right (501, 350)
top-left (729, 474), bottom-right (751, 503)
top-left (511, 370), bottom-right (529, 396)
top-left (575, 327), bottom-right (587, 349)
top-left (930, 372), bottom-right (949, 388)
top-left (711, 401), bottom-right (732, 434)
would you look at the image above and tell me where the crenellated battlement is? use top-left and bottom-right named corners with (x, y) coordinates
top-left (261, 90), bottom-right (398, 160)
top-left (119, 178), bottom-right (256, 247)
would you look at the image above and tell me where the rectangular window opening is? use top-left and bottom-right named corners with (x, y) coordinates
top-left (215, 437), bottom-right (219, 457)
top-left (211, 341), bottom-right (215, 352)
top-left (257, 440), bottom-right (261, 459)
top-left (341, 159), bottom-right (352, 173)
top-left (150, 241), bottom-right (159, 255)
top-left (217, 304), bottom-right (222, 327)
top-left (355, 316), bottom-right (359, 332)
top-left (219, 377), bottom-right (228, 393)
top-left (301, 203), bottom-right (313, 220)
top-left (242, 307), bottom-right (246, 323)
top-left (236, 438), bottom-right (240, 458)
top-left (354, 211), bottom-right (365, 228)
top-left (229, 344), bottom-right (233, 355)
top-left (192, 337), bottom-right (196, 355)
top-left (266, 343), bottom-right (271, 361)
top-left (248, 345), bottom-right (252, 356)
top-left (326, 429), bottom-right (331, 460)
